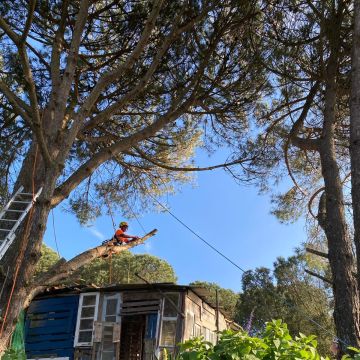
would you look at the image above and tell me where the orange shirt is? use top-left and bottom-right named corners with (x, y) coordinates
top-left (115, 229), bottom-right (128, 243)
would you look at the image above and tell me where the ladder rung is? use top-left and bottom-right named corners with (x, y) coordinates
top-left (12, 201), bottom-right (31, 204)
top-left (5, 210), bottom-right (24, 213)
top-left (0, 229), bottom-right (11, 232)
top-left (0, 219), bottom-right (17, 222)
top-left (18, 193), bottom-right (33, 196)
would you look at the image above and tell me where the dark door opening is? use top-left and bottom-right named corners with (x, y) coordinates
top-left (119, 315), bottom-right (146, 360)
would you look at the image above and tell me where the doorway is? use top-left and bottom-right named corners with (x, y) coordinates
top-left (119, 315), bottom-right (145, 360)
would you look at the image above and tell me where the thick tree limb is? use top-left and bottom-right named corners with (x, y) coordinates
top-left (56, 0), bottom-right (90, 118)
top-left (25, 229), bottom-right (157, 306)
top-left (289, 82), bottom-right (320, 151)
top-left (0, 16), bottom-right (20, 45)
top-left (50, 0), bottom-right (69, 90)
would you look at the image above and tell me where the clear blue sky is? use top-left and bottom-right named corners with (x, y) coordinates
top-left (43, 161), bottom-right (305, 293)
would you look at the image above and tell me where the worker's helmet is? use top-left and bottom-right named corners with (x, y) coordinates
top-left (119, 221), bottom-right (128, 228)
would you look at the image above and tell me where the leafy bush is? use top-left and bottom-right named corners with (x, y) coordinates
top-left (177, 320), bottom-right (360, 360)
top-left (1, 348), bottom-right (26, 360)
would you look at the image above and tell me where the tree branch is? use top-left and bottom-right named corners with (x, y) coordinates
top-left (305, 246), bottom-right (329, 259)
top-left (74, 0), bottom-right (164, 126)
top-left (134, 146), bottom-right (255, 172)
top-left (26, 230), bottom-right (157, 306)
top-left (289, 82), bottom-right (321, 151)
top-left (304, 268), bottom-right (333, 285)
top-left (0, 81), bottom-right (32, 120)
top-left (56, 0), bottom-right (90, 117)
top-left (0, 12), bottom-right (53, 165)
top-left (52, 96), bottom-right (196, 206)
top-left (0, 16), bottom-right (21, 45)
top-left (50, 0), bottom-right (69, 90)
top-left (20, 0), bottom-right (36, 42)
top-left (79, 8), bottom-right (206, 133)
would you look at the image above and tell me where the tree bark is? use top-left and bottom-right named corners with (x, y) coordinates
top-left (318, 17), bottom-right (360, 348)
top-left (351, 0), bottom-right (360, 301)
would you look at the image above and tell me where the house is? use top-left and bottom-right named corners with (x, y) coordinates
top-left (24, 283), bottom-right (240, 360)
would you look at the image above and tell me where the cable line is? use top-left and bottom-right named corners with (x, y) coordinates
top-left (148, 192), bottom-right (247, 273)
top-left (139, 174), bottom-right (347, 347)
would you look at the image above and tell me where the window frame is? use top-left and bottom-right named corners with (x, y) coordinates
top-left (74, 292), bottom-right (100, 347)
top-left (102, 293), bottom-right (121, 323)
top-left (159, 293), bottom-right (180, 348)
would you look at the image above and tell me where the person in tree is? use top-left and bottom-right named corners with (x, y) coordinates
top-left (112, 221), bottom-right (139, 245)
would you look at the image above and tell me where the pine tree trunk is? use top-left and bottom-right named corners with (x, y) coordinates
top-left (319, 149), bottom-right (360, 351)
top-left (350, 0), bottom-right (360, 319)
top-left (0, 144), bottom-right (57, 351)
top-left (319, 24), bottom-right (360, 349)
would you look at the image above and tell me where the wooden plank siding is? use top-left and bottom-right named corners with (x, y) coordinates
top-left (25, 285), bottom-right (238, 360)
top-left (25, 295), bottom-right (79, 360)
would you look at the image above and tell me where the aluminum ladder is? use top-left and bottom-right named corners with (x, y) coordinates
top-left (0, 186), bottom-right (43, 261)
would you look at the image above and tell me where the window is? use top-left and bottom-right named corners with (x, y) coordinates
top-left (74, 293), bottom-right (100, 347)
top-left (160, 293), bottom-right (179, 348)
top-left (194, 324), bottom-right (201, 337)
top-left (102, 294), bottom-right (121, 323)
top-left (202, 327), bottom-right (217, 345)
top-left (186, 312), bottom-right (195, 338)
top-left (163, 293), bottom-right (179, 317)
top-left (96, 294), bottom-right (121, 360)
top-left (160, 320), bottom-right (177, 346)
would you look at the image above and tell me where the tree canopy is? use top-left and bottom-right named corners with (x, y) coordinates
top-left (0, 0), bottom-right (268, 348)
top-left (73, 250), bottom-right (177, 286)
top-left (189, 280), bottom-right (238, 319)
top-left (235, 253), bottom-right (333, 355)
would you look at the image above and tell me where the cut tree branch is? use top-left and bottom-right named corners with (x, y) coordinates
top-left (25, 229), bottom-right (157, 307)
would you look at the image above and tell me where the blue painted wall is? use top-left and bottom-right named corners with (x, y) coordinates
top-left (25, 295), bottom-right (79, 360)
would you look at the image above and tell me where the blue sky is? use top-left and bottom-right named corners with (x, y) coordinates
top-left (43, 163), bottom-right (305, 293)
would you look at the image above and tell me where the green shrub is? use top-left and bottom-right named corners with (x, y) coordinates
top-left (178, 320), bottom-right (360, 360)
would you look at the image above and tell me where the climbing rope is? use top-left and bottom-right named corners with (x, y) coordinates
top-left (51, 209), bottom-right (61, 258)
top-left (109, 252), bottom-right (113, 284)
top-left (127, 201), bottom-right (147, 236)
top-left (102, 192), bottom-right (116, 284)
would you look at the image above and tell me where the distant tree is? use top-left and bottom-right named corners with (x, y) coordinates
top-left (235, 253), bottom-right (333, 355)
top-left (72, 251), bottom-right (177, 286)
top-left (189, 281), bottom-right (238, 319)
top-left (33, 244), bottom-right (59, 277)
